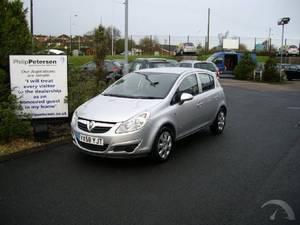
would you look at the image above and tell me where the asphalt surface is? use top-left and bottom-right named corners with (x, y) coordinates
top-left (1, 80), bottom-right (300, 225)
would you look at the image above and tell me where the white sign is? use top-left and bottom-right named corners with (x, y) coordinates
top-left (9, 55), bottom-right (68, 119)
top-left (223, 39), bottom-right (240, 50)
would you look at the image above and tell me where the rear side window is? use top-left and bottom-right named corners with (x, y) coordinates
top-left (130, 62), bottom-right (143, 71)
top-left (198, 74), bottom-right (215, 92)
top-left (194, 63), bottom-right (216, 72)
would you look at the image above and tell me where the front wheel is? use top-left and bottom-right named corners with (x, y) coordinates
top-left (210, 109), bottom-right (226, 135)
top-left (150, 127), bottom-right (174, 162)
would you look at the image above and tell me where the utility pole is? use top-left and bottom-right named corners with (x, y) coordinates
top-left (124, 0), bottom-right (129, 73)
top-left (69, 14), bottom-right (78, 56)
top-left (207, 8), bottom-right (210, 53)
top-left (30, 0), bottom-right (33, 53)
top-left (268, 28), bottom-right (272, 52)
top-left (111, 26), bottom-right (114, 55)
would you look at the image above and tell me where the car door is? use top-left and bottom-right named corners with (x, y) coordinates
top-left (171, 74), bottom-right (200, 138)
top-left (196, 73), bottom-right (219, 125)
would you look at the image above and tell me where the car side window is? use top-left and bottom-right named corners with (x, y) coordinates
top-left (198, 74), bottom-right (215, 92)
top-left (172, 74), bottom-right (199, 104)
top-left (131, 62), bottom-right (142, 71)
top-left (213, 57), bottom-right (223, 65)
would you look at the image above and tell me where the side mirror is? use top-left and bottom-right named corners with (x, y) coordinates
top-left (180, 93), bottom-right (193, 104)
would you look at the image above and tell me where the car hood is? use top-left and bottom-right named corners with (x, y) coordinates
top-left (77, 95), bottom-right (163, 122)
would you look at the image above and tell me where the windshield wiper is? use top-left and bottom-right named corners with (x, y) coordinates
top-left (135, 72), bottom-right (160, 86)
top-left (102, 93), bottom-right (129, 98)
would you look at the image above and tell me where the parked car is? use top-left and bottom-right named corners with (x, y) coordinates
top-left (71, 67), bottom-right (227, 161)
top-left (175, 42), bottom-right (197, 56)
top-left (80, 60), bottom-right (123, 84)
top-left (276, 45), bottom-right (299, 56)
top-left (284, 64), bottom-right (300, 80)
top-left (179, 60), bottom-right (220, 78)
top-left (287, 45), bottom-right (299, 56)
top-left (128, 58), bottom-right (176, 73)
top-left (207, 51), bottom-right (257, 73)
top-left (37, 49), bottom-right (66, 55)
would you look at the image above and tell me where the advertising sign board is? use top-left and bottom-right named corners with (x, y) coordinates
top-left (9, 55), bottom-right (68, 119)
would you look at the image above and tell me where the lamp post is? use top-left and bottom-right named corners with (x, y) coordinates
top-left (277, 17), bottom-right (290, 81)
top-left (69, 14), bottom-right (78, 55)
top-left (124, 0), bottom-right (129, 74)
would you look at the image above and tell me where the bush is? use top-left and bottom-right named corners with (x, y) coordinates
top-left (68, 67), bottom-right (106, 114)
top-left (262, 57), bottom-right (280, 82)
top-left (233, 53), bottom-right (256, 80)
top-left (0, 69), bottom-right (32, 143)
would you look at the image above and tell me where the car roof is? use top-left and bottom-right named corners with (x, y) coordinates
top-left (179, 60), bottom-right (213, 64)
top-left (136, 67), bottom-right (215, 76)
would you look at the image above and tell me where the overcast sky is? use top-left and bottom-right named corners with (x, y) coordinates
top-left (23, 0), bottom-right (300, 40)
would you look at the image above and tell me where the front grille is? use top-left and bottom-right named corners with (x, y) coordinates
top-left (113, 144), bottom-right (139, 152)
top-left (77, 140), bottom-right (108, 152)
top-left (78, 121), bottom-right (112, 133)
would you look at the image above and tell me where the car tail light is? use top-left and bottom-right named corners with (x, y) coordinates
top-left (216, 69), bottom-right (220, 78)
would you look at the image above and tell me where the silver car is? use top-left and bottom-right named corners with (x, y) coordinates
top-left (71, 67), bottom-right (227, 161)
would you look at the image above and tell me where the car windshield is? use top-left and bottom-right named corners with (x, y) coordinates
top-left (102, 72), bottom-right (179, 99)
top-left (184, 43), bottom-right (194, 46)
top-left (289, 45), bottom-right (298, 48)
top-left (179, 63), bottom-right (193, 68)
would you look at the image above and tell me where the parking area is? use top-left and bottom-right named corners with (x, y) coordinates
top-left (0, 79), bottom-right (300, 225)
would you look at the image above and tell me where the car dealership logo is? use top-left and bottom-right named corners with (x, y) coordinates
top-left (87, 121), bottom-right (95, 132)
top-left (261, 200), bottom-right (296, 221)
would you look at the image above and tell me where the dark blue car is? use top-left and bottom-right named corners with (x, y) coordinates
top-left (207, 52), bottom-right (256, 73)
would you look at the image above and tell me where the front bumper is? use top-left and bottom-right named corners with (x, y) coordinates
top-left (71, 121), bottom-right (153, 158)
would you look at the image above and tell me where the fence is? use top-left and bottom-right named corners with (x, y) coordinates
top-left (124, 35), bottom-right (300, 54)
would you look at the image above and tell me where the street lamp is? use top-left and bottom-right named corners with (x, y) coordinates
top-left (277, 17), bottom-right (290, 81)
top-left (69, 14), bottom-right (78, 55)
top-left (124, 0), bottom-right (129, 73)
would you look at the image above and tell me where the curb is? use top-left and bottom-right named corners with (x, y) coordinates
top-left (0, 138), bottom-right (71, 163)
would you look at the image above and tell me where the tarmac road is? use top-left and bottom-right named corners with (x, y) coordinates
top-left (0, 80), bottom-right (299, 225)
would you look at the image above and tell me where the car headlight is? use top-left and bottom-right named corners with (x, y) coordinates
top-left (116, 112), bottom-right (150, 134)
top-left (71, 109), bottom-right (78, 125)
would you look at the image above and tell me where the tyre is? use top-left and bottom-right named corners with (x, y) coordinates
top-left (210, 108), bottom-right (226, 135)
top-left (180, 50), bottom-right (184, 56)
top-left (150, 126), bottom-right (174, 162)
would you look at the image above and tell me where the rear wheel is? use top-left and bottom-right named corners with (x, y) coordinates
top-left (210, 108), bottom-right (226, 135)
top-left (150, 127), bottom-right (174, 162)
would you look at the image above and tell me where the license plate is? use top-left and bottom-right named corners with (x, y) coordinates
top-left (79, 134), bottom-right (104, 146)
